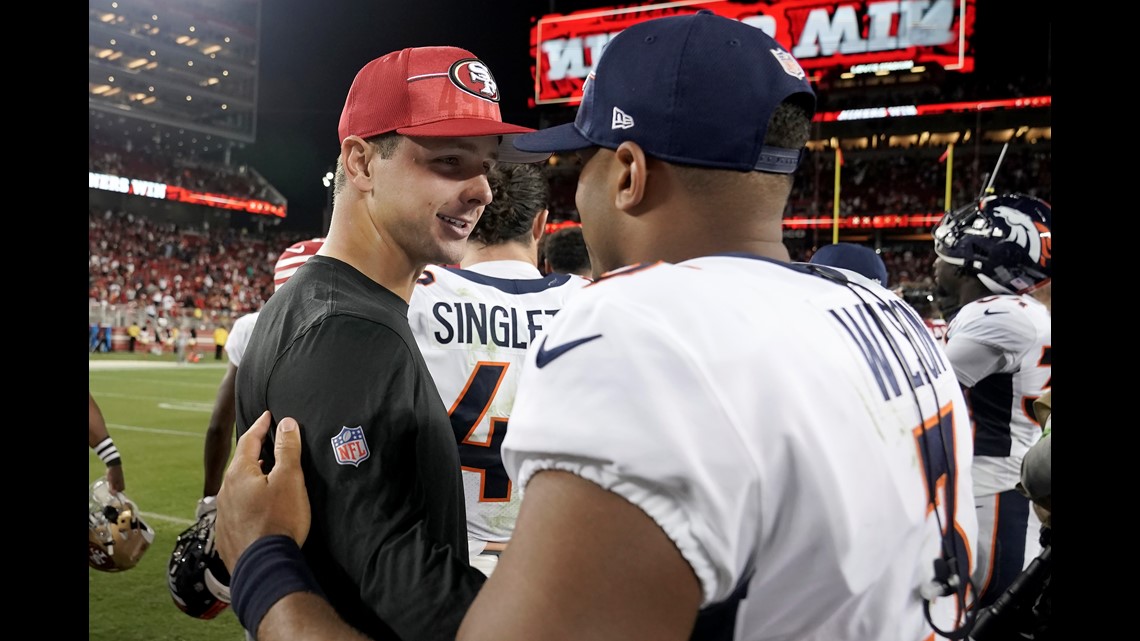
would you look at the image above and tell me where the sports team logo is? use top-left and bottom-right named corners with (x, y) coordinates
top-left (449, 59), bottom-right (500, 102)
top-left (991, 205), bottom-right (1050, 267)
top-left (611, 107), bottom-right (634, 129)
top-left (88, 541), bottom-right (115, 571)
top-left (770, 48), bottom-right (806, 79)
top-left (331, 426), bottom-right (370, 467)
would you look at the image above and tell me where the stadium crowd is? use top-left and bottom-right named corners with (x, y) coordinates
top-left (89, 202), bottom-right (941, 328)
top-left (544, 143), bottom-right (1050, 224)
top-left (88, 208), bottom-right (304, 322)
top-left (88, 78), bottom-right (1045, 324)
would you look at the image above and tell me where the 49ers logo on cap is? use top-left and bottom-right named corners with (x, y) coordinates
top-left (449, 58), bottom-right (500, 102)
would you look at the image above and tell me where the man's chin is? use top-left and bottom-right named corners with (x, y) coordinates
top-left (430, 243), bottom-right (466, 268)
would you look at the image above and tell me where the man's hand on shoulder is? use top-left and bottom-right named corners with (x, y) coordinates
top-left (215, 411), bottom-right (311, 572)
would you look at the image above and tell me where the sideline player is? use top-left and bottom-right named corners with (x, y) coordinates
top-left (198, 238), bottom-right (324, 515)
top-left (215, 13), bottom-right (978, 641)
top-left (931, 192), bottom-right (1052, 611)
top-left (409, 162), bottom-right (589, 576)
top-left (89, 392), bottom-right (125, 493)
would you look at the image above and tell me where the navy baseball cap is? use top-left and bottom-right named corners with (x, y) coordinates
top-left (809, 243), bottom-right (889, 286)
top-left (514, 10), bottom-right (816, 173)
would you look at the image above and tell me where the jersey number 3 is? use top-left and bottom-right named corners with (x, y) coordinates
top-left (914, 402), bottom-right (972, 598)
top-left (448, 361), bottom-right (511, 502)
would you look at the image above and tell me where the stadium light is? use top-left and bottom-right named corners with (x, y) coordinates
top-left (321, 171), bottom-right (333, 188)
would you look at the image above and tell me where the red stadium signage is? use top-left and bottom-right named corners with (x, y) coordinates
top-left (783, 213), bottom-right (945, 229)
top-left (544, 220), bottom-right (583, 236)
top-left (816, 95), bottom-right (1051, 122)
top-left (163, 186), bottom-right (287, 217)
top-left (88, 171), bottom-right (287, 218)
top-left (530, 0), bottom-right (975, 105)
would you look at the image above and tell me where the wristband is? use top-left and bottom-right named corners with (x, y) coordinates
top-left (231, 535), bottom-right (325, 635)
top-left (94, 437), bottom-right (122, 467)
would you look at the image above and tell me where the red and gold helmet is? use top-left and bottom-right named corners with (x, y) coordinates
top-left (88, 477), bottom-right (155, 572)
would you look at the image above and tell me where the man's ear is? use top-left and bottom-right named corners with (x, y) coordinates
top-left (531, 208), bottom-right (550, 243)
top-left (613, 141), bottom-right (648, 214)
top-left (341, 136), bottom-right (374, 191)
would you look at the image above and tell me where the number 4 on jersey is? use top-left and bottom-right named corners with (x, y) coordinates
top-left (448, 361), bottom-right (511, 502)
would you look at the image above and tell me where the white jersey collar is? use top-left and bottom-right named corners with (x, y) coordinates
top-left (462, 260), bottom-right (543, 280)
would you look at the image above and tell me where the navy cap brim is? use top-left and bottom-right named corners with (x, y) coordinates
top-left (512, 122), bottom-right (594, 154)
top-left (497, 135), bottom-right (554, 163)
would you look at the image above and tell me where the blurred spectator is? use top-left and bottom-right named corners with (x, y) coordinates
top-left (175, 325), bottom-right (189, 364)
top-left (541, 226), bottom-right (593, 278)
top-left (808, 243), bottom-right (888, 286)
top-left (214, 324), bottom-right (229, 360)
top-left (127, 321), bottom-right (141, 353)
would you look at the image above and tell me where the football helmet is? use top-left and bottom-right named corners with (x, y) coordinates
top-left (168, 510), bottom-right (232, 619)
top-left (273, 237), bottom-right (325, 291)
top-left (933, 193), bottom-right (1052, 295)
top-left (88, 477), bottom-right (155, 572)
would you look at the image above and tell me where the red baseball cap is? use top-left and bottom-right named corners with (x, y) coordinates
top-left (273, 238), bottom-right (324, 291)
top-left (338, 46), bottom-right (550, 163)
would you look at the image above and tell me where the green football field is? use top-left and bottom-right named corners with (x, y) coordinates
top-left (89, 353), bottom-right (248, 640)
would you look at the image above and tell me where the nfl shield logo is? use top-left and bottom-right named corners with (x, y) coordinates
top-left (331, 426), bottom-right (370, 467)
top-left (769, 48), bottom-right (806, 80)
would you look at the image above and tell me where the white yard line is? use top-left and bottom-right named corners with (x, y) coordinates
top-left (90, 376), bottom-right (221, 389)
top-left (140, 511), bottom-right (195, 526)
top-left (106, 423), bottom-right (204, 437)
top-left (88, 359), bottom-right (228, 371)
top-left (89, 390), bottom-right (213, 407)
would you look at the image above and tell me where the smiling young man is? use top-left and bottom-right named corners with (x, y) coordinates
top-left (230, 46), bottom-right (547, 640)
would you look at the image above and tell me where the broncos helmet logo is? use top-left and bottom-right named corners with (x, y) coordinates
top-left (937, 193), bottom-right (1051, 295)
top-left (991, 205), bottom-right (1045, 266)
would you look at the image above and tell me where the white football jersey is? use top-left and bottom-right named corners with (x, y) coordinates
top-left (503, 256), bottom-right (978, 640)
top-left (944, 294), bottom-right (1051, 497)
top-left (409, 261), bottom-right (590, 544)
top-left (225, 311), bottom-right (259, 368)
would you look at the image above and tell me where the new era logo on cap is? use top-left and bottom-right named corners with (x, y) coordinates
top-left (611, 107), bottom-right (634, 130)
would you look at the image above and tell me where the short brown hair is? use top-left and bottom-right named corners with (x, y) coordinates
top-left (469, 162), bottom-right (549, 246)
